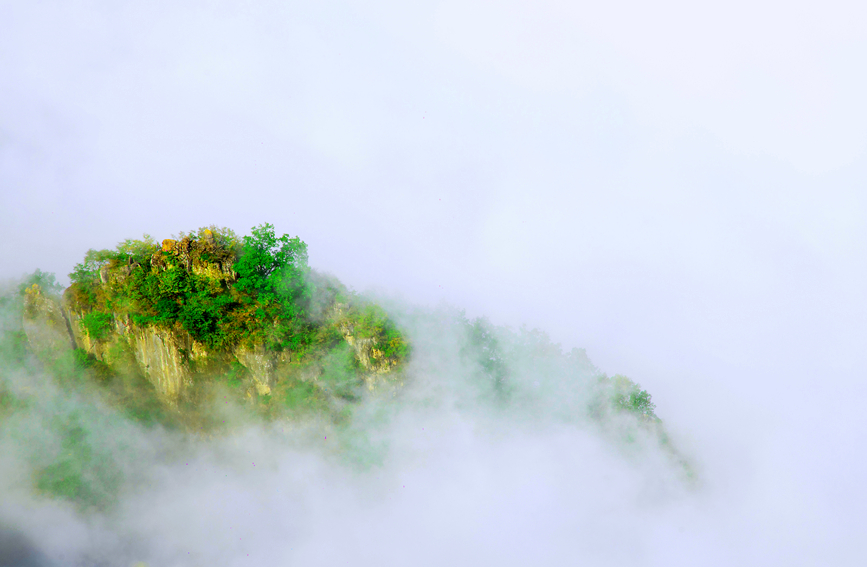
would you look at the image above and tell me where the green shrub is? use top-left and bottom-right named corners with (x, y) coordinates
top-left (234, 223), bottom-right (308, 304)
top-left (0, 328), bottom-right (29, 365)
top-left (610, 375), bottom-right (657, 419)
top-left (462, 317), bottom-right (508, 395)
top-left (178, 292), bottom-right (235, 348)
top-left (58, 223), bottom-right (410, 426)
top-left (33, 417), bottom-right (122, 511)
top-left (65, 224), bottom-right (326, 354)
top-left (72, 348), bottom-right (113, 380)
top-left (124, 392), bottom-right (171, 427)
top-left (80, 311), bottom-right (113, 341)
top-left (319, 343), bottom-right (360, 400)
top-left (351, 304), bottom-right (409, 361)
top-left (69, 248), bottom-right (115, 285)
top-left (225, 361), bottom-right (247, 389)
top-left (18, 269), bottom-right (62, 297)
top-left (281, 379), bottom-right (325, 412)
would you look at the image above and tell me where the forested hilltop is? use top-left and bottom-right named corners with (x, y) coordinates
top-left (0, 224), bottom-right (683, 512)
top-left (6, 224), bottom-right (410, 427)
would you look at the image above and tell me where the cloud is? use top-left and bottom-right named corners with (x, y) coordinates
top-left (0, 293), bottom-right (697, 567)
top-left (434, 0), bottom-right (867, 171)
top-left (3, 288), bottom-right (862, 566)
top-left (0, 2), bottom-right (864, 565)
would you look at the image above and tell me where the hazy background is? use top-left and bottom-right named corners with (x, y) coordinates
top-left (1, 0), bottom-right (866, 564)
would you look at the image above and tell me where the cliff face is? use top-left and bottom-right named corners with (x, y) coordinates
top-left (127, 323), bottom-right (203, 400)
top-left (23, 285), bottom-right (401, 406)
top-left (233, 343), bottom-right (276, 396)
top-left (21, 284), bottom-right (75, 366)
top-left (327, 301), bottom-right (400, 390)
top-left (25, 292), bottom-right (192, 399)
top-left (24, 286), bottom-right (402, 404)
top-left (19, 226), bottom-right (407, 413)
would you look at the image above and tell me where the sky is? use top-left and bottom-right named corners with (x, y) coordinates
top-left (1, 0), bottom-right (866, 564)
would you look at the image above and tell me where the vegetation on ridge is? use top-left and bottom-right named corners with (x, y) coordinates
top-left (64, 223), bottom-right (407, 358)
top-left (0, 223), bottom-right (685, 514)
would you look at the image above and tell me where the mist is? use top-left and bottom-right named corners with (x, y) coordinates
top-left (2, 0), bottom-right (866, 565)
top-left (1, 291), bottom-right (692, 567)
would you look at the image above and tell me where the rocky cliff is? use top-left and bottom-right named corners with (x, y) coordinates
top-left (20, 225), bottom-right (408, 412)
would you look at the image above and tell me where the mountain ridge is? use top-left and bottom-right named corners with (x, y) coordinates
top-left (0, 224), bottom-right (689, 513)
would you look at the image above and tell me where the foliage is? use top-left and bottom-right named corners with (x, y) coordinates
top-left (610, 374), bottom-right (657, 419)
top-left (65, 282), bottom-right (97, 311)
top-left (174, 226), bottom-right (240, 252)
top-left (278, 377), bottom-right (327, 413)
top-left (114, 234), bottom-right (241, 348)
top-left (23, 223), bottom-right (411, 428)
top-left (69, 248), bottom-right (116, 286)
top-left (318, 342), bottom-right (361, 401)
top-left (33, 415), bottom-right (122, 511)
top-left (80, 311), bottom-right (113, 341)
top-left (352, 303), bottom-right (410, 360)
top-left (18, 269), bottom-right (63, 297)
top-left (224, 360), bottom-right (247, 389)
top-left (72, 348), bottom-right (113, 381)
top-left (176, 292), bottom-right (235, 348)
top-left (462, 317), bottom-right (509, 397)
top-left (63, 225), bottom-right (361, 356)
top-left (234, 223), bottom-right (308, 303)
top-left (0, 328), bottom-right (28, 367)
top-left (0, 386), bottom-right (25, 422)
top-left (123, 393), bottom-right (171, 427)
top-left (113, 234), bottom-right (158, 259)
top-left (96, 224), bottom-right (316, 351)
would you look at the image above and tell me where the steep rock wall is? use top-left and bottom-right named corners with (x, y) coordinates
top-left (63, 307), bottom-right (112, 363)
top-left (21, 285), bottom-right (76, 366)
top-left (330, 302), bottom-right (400, 391)
top-left (23, 279), bottom-right (400, 404)
top-left (125, 323), bottom-right (203, 402)
top-left (233, 344), bottom-right (275, 396)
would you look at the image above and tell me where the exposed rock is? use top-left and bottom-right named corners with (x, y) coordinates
top-left (343, 335), bottom-right (379, 372)
top-left (19, 234), bottom-right (400, 406)
top-left (126, 324), bottom-right (200, 402)
top-left (25, 282), bottom-right (399, 403)
top-left (325, 301), bottom-right (400, 390)
top-left (342, 330), bottom-right (398, 390)
top-left (157, 234), bottom-right (236, 283)
top-left (234, 343), bottom-right (275, 395)
top-left (63, 306), bottom-right (109, 362)
top-left (63, 294), bottom-right (210, 403)
top-left (21, 284), bottom-right (75, 365)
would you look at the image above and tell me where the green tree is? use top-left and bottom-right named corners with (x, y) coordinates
top-left (610, 375), bottom-right (657, 419)
top-left (80, 311), bottom-right (113, 340)
top-left (234, 223), bottom-right (309, 308)
top-left (69, 249), bottom-right (116, 285)
top-left (18, 269), bottom-right (63, 296)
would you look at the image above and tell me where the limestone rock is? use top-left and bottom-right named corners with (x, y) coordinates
top-left (21, 284), bottom-right (75, 365)
top-left (234, 343), bottom-right (275, 395)
top-left (125, 323), bottom-right (208, 402)
top-left (20, 241), bottom-right (401, 406)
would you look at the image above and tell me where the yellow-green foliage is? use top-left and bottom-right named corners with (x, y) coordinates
top-left (607, 374), bottom-right (658, 420)
top-left (33, 414), bottom-right (123, 512)
top-left (276, 377), bottom-right (329, 414)
top-left (72, 349), bottom-right (113, 381)
top-left (0, 256), bottom-right (414, 513)
top-left (350, 303), bottom-right (409, 360)
top-left (69, 226), bottom-right (270, 350)
top-left (67, 224), bottom-right (411, 366)
top-left (0, 386), bottom-right (25, 421)
top-left (61, 224), bottom-right (410, 421)
top-left (79, 311), bottom-right (113, 341)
